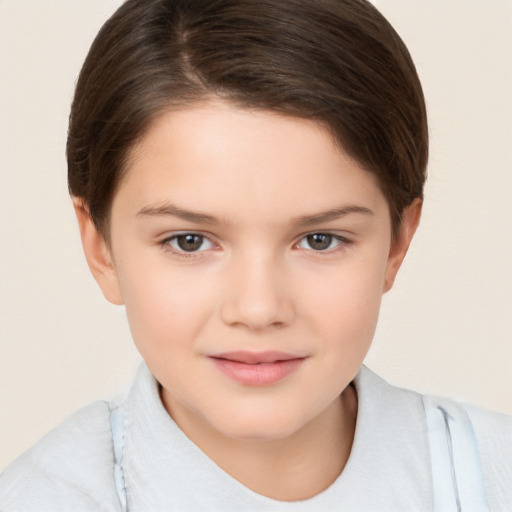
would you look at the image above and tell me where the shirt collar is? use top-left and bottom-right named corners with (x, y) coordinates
top-left (120, 363), bottom-right (432, 511)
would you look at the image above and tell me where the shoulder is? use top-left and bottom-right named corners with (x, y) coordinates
top-left (464, 401), bottom-right (512, 447)
top-left (358, 365), bottom-right (512, 442)
top-left (465, 402), bottom-right (512, 507)
top-left (358, 366), bottom-right (512, 509)
top-left (0, 400), bottom-right (122, 512)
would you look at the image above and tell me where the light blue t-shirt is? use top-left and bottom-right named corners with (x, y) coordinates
top-left (1, 364), bottom-right (510, 511)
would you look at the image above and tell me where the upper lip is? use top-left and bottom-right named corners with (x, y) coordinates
top-left (209, 351), bottom-right (305, 365)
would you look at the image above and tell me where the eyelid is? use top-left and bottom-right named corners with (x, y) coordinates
top-left (294, 231), bottom-right (354, 252)
top-left (159, 231), bottom-right (220, 256)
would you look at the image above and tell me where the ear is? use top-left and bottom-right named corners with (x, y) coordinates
top-left (72, 198), bottom-right (124, 305)
top-left (383, 198), bottom-right (422, 293)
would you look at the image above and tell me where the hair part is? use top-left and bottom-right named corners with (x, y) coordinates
top-left (67, 0), bottom-right (428, 240)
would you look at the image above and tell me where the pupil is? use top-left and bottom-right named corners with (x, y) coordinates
top-left (307, 233), bottom-right (332, 250)
top-left (177, 234), bottom-right (203, 252)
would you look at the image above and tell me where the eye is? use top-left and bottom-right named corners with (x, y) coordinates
top-left (296, 233), bottom-right (348, 251)
top-left (165, 233), bottom-right (214, 253)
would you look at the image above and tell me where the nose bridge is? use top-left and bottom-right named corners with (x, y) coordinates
top-left (221, 248), bottom-right (293, 330)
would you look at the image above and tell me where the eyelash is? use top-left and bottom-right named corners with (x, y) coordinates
top-left (160, 232), bottom-right (218, 258)
top-left (294, 233), bottom-right (353, 253)
top-left (159, 231), bottom-right (353, 258)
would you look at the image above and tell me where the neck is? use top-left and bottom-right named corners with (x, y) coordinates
top-left (163, 384), bottom-right (358, 501)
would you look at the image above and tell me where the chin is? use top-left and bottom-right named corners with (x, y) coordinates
top-left (209, 408), bottom-right (307, 442)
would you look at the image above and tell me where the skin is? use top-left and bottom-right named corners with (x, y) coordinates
top-left (75, 100), bottom-right (421, 501)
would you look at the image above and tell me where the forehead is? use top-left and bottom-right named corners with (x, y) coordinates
top-left (116, 101), bottom-right (389, 225)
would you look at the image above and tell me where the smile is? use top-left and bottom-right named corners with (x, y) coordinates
top-left (209, 351), bottom-right (306, 386)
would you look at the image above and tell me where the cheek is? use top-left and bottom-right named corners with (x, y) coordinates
top-left (115, 254), bottom-right (217, 357)
top-left (300, 251), bottom-right (388, 350)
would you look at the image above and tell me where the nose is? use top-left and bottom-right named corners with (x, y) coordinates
top-left (220, 254), bottom-right (295, 331)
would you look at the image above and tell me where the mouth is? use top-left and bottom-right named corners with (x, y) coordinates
top-left (209, 351), bottom-right (306, 386)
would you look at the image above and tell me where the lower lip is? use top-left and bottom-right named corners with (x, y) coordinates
top-left (210, 357), bottom-right (305, 386)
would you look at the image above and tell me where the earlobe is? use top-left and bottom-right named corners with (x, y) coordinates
top-left (383, 198), bottom-right (422, 293)
top-left (72, 198), bottom-right (124, 305)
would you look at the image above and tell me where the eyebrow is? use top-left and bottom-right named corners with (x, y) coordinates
top-left (136, 202), bottom-right (373, 226)
top-left (137, 202), bottom-right (219, 225)
top-left (293, 205), bottom-right (374, 227)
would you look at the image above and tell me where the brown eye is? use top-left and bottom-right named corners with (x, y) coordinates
top-left (306, 233), bottom-right (333, 251)
top-left (166, 233), bottom-right (213, 253)
top-left (176, 234), bottom-right (203, 251)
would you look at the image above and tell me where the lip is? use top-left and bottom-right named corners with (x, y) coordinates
top-left (209, 351), bottom-right (306, 386)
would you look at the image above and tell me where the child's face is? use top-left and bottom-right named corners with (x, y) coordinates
top-left (80, 100), bottom-right (418, 442)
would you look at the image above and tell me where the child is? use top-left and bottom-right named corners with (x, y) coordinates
top-left (1, 0), bottom-right (510, 510)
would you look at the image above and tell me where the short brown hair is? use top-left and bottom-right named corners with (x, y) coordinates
top-left (67, 0), bottom-right (428, 238)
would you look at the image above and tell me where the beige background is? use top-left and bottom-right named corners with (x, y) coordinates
top-left (1, 0), bottom-right (511, 472)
